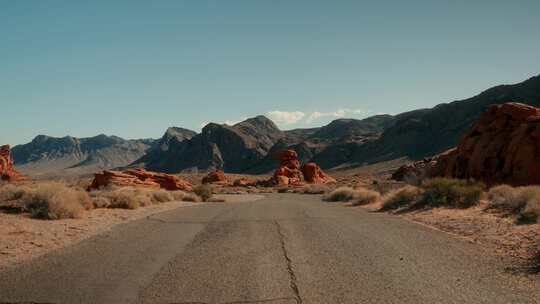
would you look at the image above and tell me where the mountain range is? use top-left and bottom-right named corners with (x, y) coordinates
top-left (10, 74), bottom-right (540, 177)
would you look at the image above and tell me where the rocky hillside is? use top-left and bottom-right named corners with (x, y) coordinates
top-left (393, 102), bottom-right (540, 186)
top-left (132, 116), bottom-right (285, 173)
top-left (346, 74), bottom-right (540, 166)
top-left (12, 135), bottom-right (154, 177)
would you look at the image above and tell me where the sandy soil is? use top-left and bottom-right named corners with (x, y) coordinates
top-left (361, 201), bottom-right (539, 263)
top-left (0, 194), bottom-right (264, 272)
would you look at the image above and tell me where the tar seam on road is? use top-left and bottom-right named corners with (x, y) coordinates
top-left (274, 220), bottom-right (303, 304)
top-left (169, 297), bottom-right (297, 304)
top-left (146, 216), bottom-right (331, 225)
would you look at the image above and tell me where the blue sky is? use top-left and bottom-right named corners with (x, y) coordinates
top-left (1, 0), bottom-right (539, 145)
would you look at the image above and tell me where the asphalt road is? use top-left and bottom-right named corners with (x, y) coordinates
top-left (0, 193), bottom-right (537, 304)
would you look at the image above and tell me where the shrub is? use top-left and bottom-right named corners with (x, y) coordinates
top-left (171, 191), bottom-right (186, 201)
top-left (24, 183), bottom-right (91, 219)
top-left (487, 185), bottom-right (528, 213)
top-left (351, 188), bottom-right (381, 206)
top-left (301, 184), bottom-right (329, 195)
top-left (487, 185), bottom-right (540, 223)
top-left (323, 187), bottom-right (357, 202)
top-left (100, 188), bottom-right (142, 209)
top-left (0, 183), bottom-right (30, 203)
top-left (92, 196), bottom-right (111, 208)
top-left (150, 189), bottom-right (174, 203)
top-left (182, 192), bottom-right (201, 202)
top-left (194, 184), bottom-right (213, 202)
top-left (381, 186), bottom-right (424, 211)
top-left (420, 178), bottom-right (484, 208)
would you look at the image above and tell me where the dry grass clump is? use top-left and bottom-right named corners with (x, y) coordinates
top-left (90, 187), bottom-right (190, 209)
top-left (0, 182), bottom-right (92, 219)
top-left (420, 178), bottom-right (485, 208)
top-left (194, 184), bottom-right (213, 202)
top-left (380, 185), bottom-right (424, 211)
top-left (299, 184), bottom-right (330, 195)
top-left (323, 187), bottom-right (358, 202)
top-left (487, 185), bottom-right (540, 223)
top-left (350, 188), bottom-right (381, 206)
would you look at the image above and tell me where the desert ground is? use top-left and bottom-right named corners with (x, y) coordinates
top-left (0, 162), bottom-right (539, 303)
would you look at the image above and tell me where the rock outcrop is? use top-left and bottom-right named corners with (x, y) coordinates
top-left (393, 102), bottom-right (540, 186)
top-left (271, 149), bottom-right (303, 186)
top-left (0, 145), bottom-right (28, 182)
top-left (302, 162), bottom-right (336, 184)
top-left (268, 149), bottom-right (334, 186)
top-left (202, 170), bottom-right (228, 184)
top-left (89, 168), bottom-right (193, 191)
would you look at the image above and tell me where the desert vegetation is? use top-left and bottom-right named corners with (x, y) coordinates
top-left (322, 186), bottom-right (380, 206)
top-left (487, 185), bottom-right (540, 224)
top-left (0, 181), bottom-right (212, 220)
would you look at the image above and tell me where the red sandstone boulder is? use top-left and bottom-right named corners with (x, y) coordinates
top-left (202, 170), bottom-right (228, 184)
top-left (89, 168), bottom-right (193, 191)
top-left (393, 102), bottom-right (540, 186)
top-left (0, 145), bottom-right (29, 182)
top-left (271, 149), bottom-right (303, 186)
top-left (302, 162), bottom-right (336, 184)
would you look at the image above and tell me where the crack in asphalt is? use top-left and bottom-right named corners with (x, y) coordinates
top-left (146, 216), bottom-right (330, 224)
top-left (168, 297), bottom-right (297, 303)
top-left (274, 221), bottom-right (303, 304)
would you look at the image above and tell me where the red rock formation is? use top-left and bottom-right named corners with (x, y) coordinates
top-left (202, 170), bottom-right (228, 184)
top-left (0, 145), bottom-right (28, 182)
top-left (302, 162), bottom-right (336, 184)
top-left (393, 102), bottom-right (540, 186)
top-left (89, 168), bottom-right (193, 191)
top-left (271, 149), bottom-right (303, 186)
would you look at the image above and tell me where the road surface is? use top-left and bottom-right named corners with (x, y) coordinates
top-left (0, 193), bottom-right (537, 303)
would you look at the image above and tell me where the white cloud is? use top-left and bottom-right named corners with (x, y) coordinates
top-left (305, 108), bottom-right (368, 123)
top-left (266, 111), bottom-right (305, 125)
top-left (224, 119), bottom-right (241, 126)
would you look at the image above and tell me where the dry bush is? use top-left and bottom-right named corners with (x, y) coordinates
top-left (420, 178), bottom-right (485, 208)
top-left (487, 185), bottom-right (540, 223)
top-left (301, 184), bottom-right (330, 195)
top-left (194, 184), bottom-right (213, 202)
top-left (171, 191), bottom-right (186, 201)
top-left (150, 189), bottom-right (174, 203)
top-left (487, 185), bottom-right (528, 213)
top-left (380, 185), bottom-right (424, 211)
top-left (23, 182), bottom-right (91, 219)
top-left (350, 188), bottom-right (381, 206)
top-left (323, 187), bottom-right (358, 202)
top-left (0, 183), bottom-right (31, 205)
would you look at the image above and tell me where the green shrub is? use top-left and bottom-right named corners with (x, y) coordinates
top-left (381, 186), bottom-right (424, 211)
top-left (420, 178), bottom-right (485, 208)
